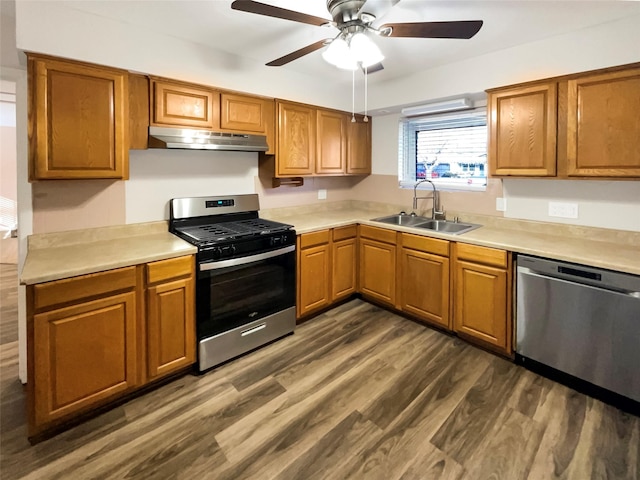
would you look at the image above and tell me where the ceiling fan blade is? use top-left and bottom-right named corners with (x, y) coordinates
top-left (364, 62), bottom-right (384, 74)
top-left (231, 0), bottom-right (330, 27)
top-left (381, 20), bottom-right (483, 39)
top-left (357, 0), bottom-right (401, 20)
top-left (266, 39), bottom-right (330, 67)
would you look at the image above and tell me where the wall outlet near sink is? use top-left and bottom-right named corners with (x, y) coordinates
top-left (317, 189), bottom-right (327, 200)
top-left (548, 201), bottom-right (579, 219)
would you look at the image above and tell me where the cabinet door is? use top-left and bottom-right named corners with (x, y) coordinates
top-left (147, 277), bottom-right (195, 379)
top-left (316, 109), bottom-right (347, 174)
top-left (566, 67), bottom-right (640, 177)
top-left (152, 80), bottom-right (219, 129)
top-left (401, 248), bottom-right (450, 329)
top-left (297, 243), bottom-right (331, 317)
top-left (29, 56), bottom-right (128, 180)
top-left (332, 238), bottom-right (357, 301)
top-left (32, 292), bottom-right (137, 429)
top-left (277, 101), bottom-right (316, 176)
top-left (347, 115), bottom-right (372, 174)
top-left (221, 93), bottom-right (268, 133)
top-left (359, 238), bottom-right (396, 306)
top-left (453, 260), bottom-right (508, 351)
top-left (488, 82), bottom-right (557, 177)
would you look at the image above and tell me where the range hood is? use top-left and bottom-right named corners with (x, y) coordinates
top-left (148, 126), bottom-right (269, 152)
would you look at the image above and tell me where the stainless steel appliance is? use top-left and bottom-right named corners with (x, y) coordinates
top-left (169, 194), bottom-right (296, 372)
top-left (516, 255), bottom-right (640, 407)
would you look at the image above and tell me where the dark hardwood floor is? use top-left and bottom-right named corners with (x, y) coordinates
top-left (1, 263), bottom-right (638, 479)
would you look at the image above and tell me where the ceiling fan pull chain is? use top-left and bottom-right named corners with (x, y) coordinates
top-left (363, 65), bottom-right (369, 122)
top-left (351, 68), bottom-right (356, 123)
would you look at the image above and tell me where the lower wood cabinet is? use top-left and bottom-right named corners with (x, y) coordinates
top-left (27, 255), bottom-right (196, 439)
top-left (145, 256), bottom-right (196, 380)
top-left (297, 225), bottom-right (357, 319)
top-left (452, 243), bottom-right (512, 355)
top-left (359, 225), bottom-right (397, 307)
top-left (399, 233), bottom-right (450, 329)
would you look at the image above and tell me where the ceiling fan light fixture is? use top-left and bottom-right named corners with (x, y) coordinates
top-left (349, 32), bottom-right (384, 67)
top-left (322, 37), bottom-right (358, 70)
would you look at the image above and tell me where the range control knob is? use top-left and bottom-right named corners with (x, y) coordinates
top-left (211, 247), bottom-right (222, 260)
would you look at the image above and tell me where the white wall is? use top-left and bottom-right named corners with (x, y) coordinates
top-left (14, 1), bottom-right (351, 111)
top-left (125, 149), bottom-right (259, 224)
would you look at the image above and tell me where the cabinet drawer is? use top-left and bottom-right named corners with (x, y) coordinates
top-left (359, 225), bottom-right (396, 244)
top-left (333, 225), bottom-right (357, 242)
top-left (147, 255), bottom-right (193, 284)
top-left (300, 230), bottom-right (330, 249)
top-left (33, 267), bottom-right (137, 311)
top-left (401, 233), bottom-right (449, 257)
top-left (455, 243), bottom-right (507, 269)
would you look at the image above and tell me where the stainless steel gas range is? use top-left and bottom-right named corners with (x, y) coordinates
top-left (169, 194), bottom-right (296, 372)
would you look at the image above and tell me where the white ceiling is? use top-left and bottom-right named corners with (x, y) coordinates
top-left (10, 0), bottom-right (640, 86)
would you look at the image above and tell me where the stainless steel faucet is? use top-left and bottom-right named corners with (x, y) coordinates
top-left (413, 179), bottom-right (444, 220)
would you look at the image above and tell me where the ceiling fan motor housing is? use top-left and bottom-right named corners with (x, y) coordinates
top-left (327, 0), bottom-right (369, 26)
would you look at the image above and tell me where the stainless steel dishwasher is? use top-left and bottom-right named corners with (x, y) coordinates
top-left (516, 255), bottom-right (640, 405)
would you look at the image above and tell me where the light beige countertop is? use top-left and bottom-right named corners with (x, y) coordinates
top-left (262, 201), bottom-right (640, 276)
top-left (21, 222), bottom-right (197, 285)
top-left (21, 202), bottom-right (640, 285)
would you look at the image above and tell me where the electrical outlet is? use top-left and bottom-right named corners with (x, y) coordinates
top-left (317, 189), bottom-right (327, 200)
top-left (548, 201), bottom-right (579, 219)
top-left (496, 197), bottom-right (507, 212)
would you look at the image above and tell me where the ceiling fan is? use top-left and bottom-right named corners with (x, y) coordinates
top-left (230, 0), bottom-right (483, 73)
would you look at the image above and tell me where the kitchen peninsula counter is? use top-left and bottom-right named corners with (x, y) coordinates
top-left (20, 221), bottom-right (196, 285)
top-left (262, 202), bottom-right (640, 276)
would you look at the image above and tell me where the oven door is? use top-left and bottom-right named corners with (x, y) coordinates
top-left (196, 245), bottom-right (296, 339)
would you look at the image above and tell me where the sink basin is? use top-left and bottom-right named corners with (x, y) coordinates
top-left (415, 219), bottom-right (482, 235)
top-left (371, 214), bottom-right (482, 235)
top-left (370, 214), bottom-right (432, 226)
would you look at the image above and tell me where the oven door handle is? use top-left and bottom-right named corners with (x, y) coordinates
top-left (200, 245), bottom-right (295, 271)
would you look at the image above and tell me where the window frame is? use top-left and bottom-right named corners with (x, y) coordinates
top-left (398, 107), bottom-right (488, 192)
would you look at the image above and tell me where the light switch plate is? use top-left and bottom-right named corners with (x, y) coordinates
top-left (496, 197), bottom-right (507, 212)
top-left (548, 201), bottom-right (579, 219)
top-left (318, 189), bottom-right (327, 200)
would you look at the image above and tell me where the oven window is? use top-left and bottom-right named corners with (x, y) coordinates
top-left (196, 251), bottom-right (295, 338)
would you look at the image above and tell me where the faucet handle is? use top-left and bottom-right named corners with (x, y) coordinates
top-left (434, 204), bottom-right (446, 220)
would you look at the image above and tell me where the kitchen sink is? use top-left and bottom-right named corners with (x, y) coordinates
top-left (370, 214), bottom-right (432, 226)
top-left (414, 219), bottom-right (482, 235)
top-left (370, 214), bottom-right (481, 235)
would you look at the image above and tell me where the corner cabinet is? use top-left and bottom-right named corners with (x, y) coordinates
top-left (28, 54), bottom-right (129, 180)
top-left (452, 243), bottom-right (512, 355)
top-left (27, 256), bottom-right (196, 440)
top-left (297, 226), bottom-right (358, 319)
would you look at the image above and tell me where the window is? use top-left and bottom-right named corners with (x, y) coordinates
top-left (399, 108), bottom-right (487, 191)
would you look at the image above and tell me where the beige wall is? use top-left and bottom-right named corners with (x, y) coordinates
top-left (31, 180), bottom-right (125, 234)
top-left (1, 124), bottom-right (18, 263)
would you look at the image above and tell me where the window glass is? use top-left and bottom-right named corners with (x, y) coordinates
top-left (399, 108), bottom-right (487, 191)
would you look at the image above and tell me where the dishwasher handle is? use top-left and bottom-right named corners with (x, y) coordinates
top-left (517, 255), bottom-right (640, 294)
top-left (557, 265), bottom-right (601, 281)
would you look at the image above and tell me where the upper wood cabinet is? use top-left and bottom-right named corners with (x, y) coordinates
top-left (221, 93), bottom-right (268, 134)
top-left (565, 67), bottom-right (640, 177)
top-left (28, 54), bottom-right (129, 180)
top-left (347, 115), bottom-right (372, 175)
top-left (488, 63), bottom-right (640, 179)
top-left (316, 109), bottom-right (348, 174)
top-left (151, 80), bottom-right (219, 129)
top-left (488, 82), bottom-right (557, 177)
top-left (276, 101), bottom-right (316, 176)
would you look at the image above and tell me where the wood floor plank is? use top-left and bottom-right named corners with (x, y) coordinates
top-left (430, 357), bottom-right (522, 465)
